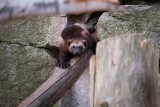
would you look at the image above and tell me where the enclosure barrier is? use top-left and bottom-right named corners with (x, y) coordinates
top-left (90, 35), bottom-right (159, 107)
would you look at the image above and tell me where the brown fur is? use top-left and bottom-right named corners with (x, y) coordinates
top-left (58, 23), bottom-right (98, 69)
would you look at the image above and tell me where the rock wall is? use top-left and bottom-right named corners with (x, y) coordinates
top-left (98, 5), bottom-right (160, 48)
top-left (0, 16), bottom-right (66, 107)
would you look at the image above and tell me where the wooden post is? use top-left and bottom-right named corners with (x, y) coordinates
top-left (91, 35), bottom-right (159, 107)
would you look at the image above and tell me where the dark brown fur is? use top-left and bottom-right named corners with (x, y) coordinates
top-left (58, 24), bottom-right (98, 69)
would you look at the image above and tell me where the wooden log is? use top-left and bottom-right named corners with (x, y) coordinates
top-left (0, 0), bottom-right (118, 23)
top-left (17, 50), bottom-right (93, 107)
top-left (92, 35), bottom-right (159, 107)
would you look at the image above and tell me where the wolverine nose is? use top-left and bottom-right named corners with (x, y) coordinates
top-left (75, 48), bottom-right (80, 55)
top-left (75, 50), bottom-right (79, 55)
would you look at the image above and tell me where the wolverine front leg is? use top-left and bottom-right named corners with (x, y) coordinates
top-left (58, 49), bottom-right (71, 69)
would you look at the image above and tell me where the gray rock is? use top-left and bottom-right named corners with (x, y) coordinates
top-left (0, 43), bottom-right (57, 107)
top-left (61, 68), bottom-right (90, 107)
top-left (98, 5), bottom-right (160, 47)
top-left (0, 15), bottom-right (66, 107)
top-left (0, 16), bottom-right (66, 47)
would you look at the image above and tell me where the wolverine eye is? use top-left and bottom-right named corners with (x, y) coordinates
top-left (73, 46), bottom-right (76, 48)
top-left (79, 46), bottom-right (82, 49)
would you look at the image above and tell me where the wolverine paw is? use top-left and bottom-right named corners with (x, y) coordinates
top-left (58, 62), bottom-right (70, 69)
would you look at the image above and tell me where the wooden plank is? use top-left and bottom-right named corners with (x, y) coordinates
top-left (93, 35), bottom-right (159, 107)
top-left (17, 50), bottom-right (93, 107)
top-left (0, 0), bottom-right (119, 23)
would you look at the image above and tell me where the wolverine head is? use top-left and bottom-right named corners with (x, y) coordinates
top-left (68, 39), bottom-right (87, 55)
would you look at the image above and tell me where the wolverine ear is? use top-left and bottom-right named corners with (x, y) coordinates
top-left (81, 30), bottom-right (90, 37)
top-left (83, 40), bottom-right (87, 47)
top-left (67, 39), bottom-right (72, 46)
top-left (87, 23), bottom-right (97, 34)
top-left (87, 27), bottom-right (95, 34)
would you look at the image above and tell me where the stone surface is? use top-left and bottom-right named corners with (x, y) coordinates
top-left (0, 15), bottom-right (66, 47)
top-left (0, 15), bottom-right (66, 107)
top-left (98, 5), bottom-right (160, 48)
top-left (61, 68), bottom-right (90, 107)
top-left (0, 43), bottom-right (57, 107)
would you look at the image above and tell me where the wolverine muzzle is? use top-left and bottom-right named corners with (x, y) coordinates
top-left (73, 46), bottom-right (83, 55)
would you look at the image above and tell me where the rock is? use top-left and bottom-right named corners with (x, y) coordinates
top-left (0, 43), bottom-right (57, 107)
top-left (98, 5), bottom-right (160, 47)
top-left (0, 43), bottom-right (56, 107)
top-left (0, 15), bottom-right (66, 107)
top-left (61, 68), bottom-right (90, 107)
top-left (0, 16), bottom-right (66, 47)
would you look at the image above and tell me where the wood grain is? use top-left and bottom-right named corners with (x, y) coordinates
top-left (93, 35), bottom-right (159, 107)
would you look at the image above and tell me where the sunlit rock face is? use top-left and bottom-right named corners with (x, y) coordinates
top-left (98, 5), bottom-right (160, 48)
top-left (0, 16), bottom-right (66, 107)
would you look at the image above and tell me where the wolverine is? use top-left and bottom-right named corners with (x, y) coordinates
top-left (58, 23), bottom-right (98, 69)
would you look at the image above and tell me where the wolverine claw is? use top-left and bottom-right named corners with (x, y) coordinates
top-left (59, 62), bottom-right (70, 69)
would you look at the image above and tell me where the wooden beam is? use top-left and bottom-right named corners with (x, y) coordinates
top-left (92, 35), bottom-right (159, 107)
top-left (0, 0), bottom-right (119, 23)
top-left (17, 50), bottom-right (93, 107)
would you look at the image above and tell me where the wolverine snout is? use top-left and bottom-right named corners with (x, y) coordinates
top-left (73, 46), bottom-right (84, 55)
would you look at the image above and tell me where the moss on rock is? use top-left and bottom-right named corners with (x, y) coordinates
top-left (0, 15), bottom-right (66, 107)
top-left (0, 43), bottom-right (57, 107)
top-left (0, 16), bottom-right (66, 47)
top-left (98, 5), bottom-right (160, 47)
